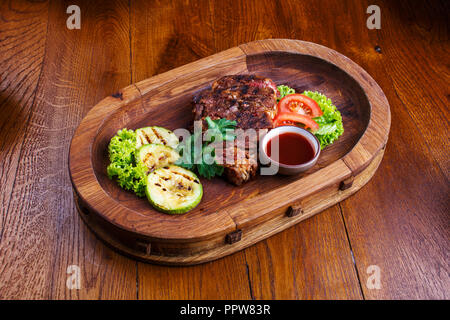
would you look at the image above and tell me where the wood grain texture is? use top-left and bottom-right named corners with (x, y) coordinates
top-left (342, 104), bottom-right (449, 299)
top-left (69, 38), bottom-right (389, 264)
top-left (0, 0), bottom-right (448, 299)
top-left (136, 148), bottom-right (383, 297)
top-left (0, 0), bottom-right (48, 240)
top-left (244, 207), bottom-right (362, 300)
top-left (0, 0), bottom-right (136, 299)
top-left (75, 150), bottom-right (385, 265)
top-left (130, 1), bottom-right (254, 295)
top-left (137, 254), bottom-right (252, 300)
top-left (374, 1), bottom-right (449, 180)
top-left (335, 1), bottom-right (450, 299)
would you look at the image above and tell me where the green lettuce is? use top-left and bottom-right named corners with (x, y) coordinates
top-left (276, 86), bottom-right (344, 149)
top-left (277, 85), bottom-right (295, 101)
top-left (106, 128), bottom-right (147, 197)
top-left (303, 91), bottom-right (344, 149)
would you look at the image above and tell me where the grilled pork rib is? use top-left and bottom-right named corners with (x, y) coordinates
top-left (193, 75), bottom-right (278, 185)
top-left (193, 74), bottom-right (278, 129)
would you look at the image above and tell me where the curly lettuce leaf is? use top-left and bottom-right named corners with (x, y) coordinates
top-left (303, 91), bottom-right (344, 149)
top-left (277, 85), bottom-right (295, 101)
top-left (106, 128), bottom-right (147, 197)
top-left (275, 86), bottom-right (344, 149)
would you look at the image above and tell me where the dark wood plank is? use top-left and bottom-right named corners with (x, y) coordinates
top-left (0, 0), bottom-right (137, 299)
top-left (128, 0), bottom-right (365, 298)
top-left (210, 0), bottom-right (449, 299)
top-left (0, 0), bottom-right (48, 242)
top-left (75, 38), bottom-right (391, 266)
top-left (210, 0), bottom-right (368, 299)
top-left (138, 256), bottom-right (252, 299)
top-left (130, 0), bottom-right (253, 296)
top-left (375, 0), bottom-right (449, 179)
top-left (248, 0), bottom-right (449, 300)
top-left (340, 93), bottom-right (450, 298)
top-left (1, 0), bottom-right (447, 300)
top-left (336, 0), bottom-right (450, 299)
top-left (130, 0), bottom-right (216, 82)
top-left (244, 207), bottom-right (362, 300)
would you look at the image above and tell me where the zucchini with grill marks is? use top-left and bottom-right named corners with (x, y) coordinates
top-left (137, 144), bottom-right (180, 172)
top-left (135, 126), bottom-right (179, 149)
top-left (145, 165), bottom-right (203, 214)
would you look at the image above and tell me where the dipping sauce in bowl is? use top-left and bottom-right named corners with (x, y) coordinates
top-left (261, 126), bottom-right (320, 175)
top-left (266, 132), bottom-right (315, 165)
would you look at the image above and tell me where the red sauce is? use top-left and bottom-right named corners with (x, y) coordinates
top-left (266, 132), bottom-right (315, 165)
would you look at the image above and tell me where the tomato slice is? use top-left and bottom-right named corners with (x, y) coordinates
top-left (278, 94), bottom-right (323, 118)
top-left (274, 112), bottom-right (320, 132)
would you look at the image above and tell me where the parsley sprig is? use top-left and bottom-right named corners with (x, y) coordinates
top-left (176, 117), bottom-right (237, 179)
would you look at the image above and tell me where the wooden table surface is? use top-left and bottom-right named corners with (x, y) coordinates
top-left (0, 0), bottom-right (448, 300)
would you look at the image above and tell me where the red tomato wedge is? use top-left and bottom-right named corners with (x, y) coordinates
top-left (278, 94), bottom-right (323, 118)
top-left (274, 112), bottom-right (320, 132)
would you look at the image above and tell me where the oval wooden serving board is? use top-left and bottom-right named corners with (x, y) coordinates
top-left (69, 39), bottom-right (390, 265)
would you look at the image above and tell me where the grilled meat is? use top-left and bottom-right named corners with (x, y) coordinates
top-left (219, 145), bottom-right (258, 186)
top-left (193, 74), bottom-right (278, 130)
top-left (211, 138), bottom-right (259, 186)
top-left (193, 74), bottom-right (279, 185)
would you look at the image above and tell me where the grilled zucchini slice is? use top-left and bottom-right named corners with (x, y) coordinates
top-left (135, 126), bottom-right (179, 149)
top-left (145, 165), bottom-right (203, 214)
top-left (137, 144), bottom-right (180, 172)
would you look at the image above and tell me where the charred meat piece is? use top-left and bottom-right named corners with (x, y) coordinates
top-left (193, 74), bottom-right (278, 185)
top-left (213, 142), bottom-right (258, 186)
top-left (193, 74), bottom-right (278, 130)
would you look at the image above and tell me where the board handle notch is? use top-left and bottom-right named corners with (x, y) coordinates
top-left (226, 229), bottom-right (242, 244)
top-left (136, 240), bottom-right (152, 255)
top-left (286, 202), bottom-right (304, 217)
top-left (339, 176), bottom-right (354, 191)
